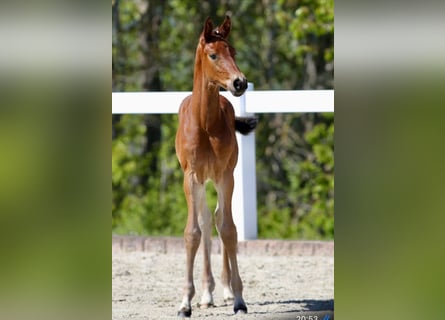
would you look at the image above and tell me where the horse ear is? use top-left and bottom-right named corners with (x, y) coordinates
top-left (203, 17), bottom-right (214, 43)
top-left (218, 15), bottom-right (231, 39)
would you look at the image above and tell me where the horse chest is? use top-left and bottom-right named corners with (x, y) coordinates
top-left (189, 133), bottom-right (236, 181)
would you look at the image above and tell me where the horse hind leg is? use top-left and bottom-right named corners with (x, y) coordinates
top-left (198, 192), bottom-right (215, 308)
top-left (215, 204), bottom-right (234, 304)
top-left (222, 246), bottom-right (236, 303)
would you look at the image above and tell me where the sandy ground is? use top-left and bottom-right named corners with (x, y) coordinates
top-left (112, 248), bottom-right (334, 320)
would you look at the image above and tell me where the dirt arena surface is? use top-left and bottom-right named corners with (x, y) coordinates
top-left (112, 237), bottom-right (334, 320)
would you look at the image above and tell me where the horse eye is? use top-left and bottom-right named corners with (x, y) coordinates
top-left (209, 54), bottom-right (217, 60)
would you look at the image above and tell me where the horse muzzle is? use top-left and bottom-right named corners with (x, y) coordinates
top-left (230, 77), bottom-right (247, 97)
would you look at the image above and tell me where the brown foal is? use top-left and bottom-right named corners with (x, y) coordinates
top-left (175, 16), bottom-right (256, 317)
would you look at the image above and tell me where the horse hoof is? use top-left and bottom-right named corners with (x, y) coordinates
top-left (234, 304), bottom-right (248, 314)
top-left (177, 308), bottom-right (192, 318)
top-left (198, 302), bottom-right (214, 309)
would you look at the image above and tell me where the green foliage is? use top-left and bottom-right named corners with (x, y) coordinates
top-left (256, 114), bottom-right (334, 239)
top-left (112, 114), bottom-right (187, 236)
top-left (112, 0), bottom-right (334, 239)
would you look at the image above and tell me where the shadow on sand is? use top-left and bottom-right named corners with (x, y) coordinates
top-left (248, 299), bottom-right (334, 319)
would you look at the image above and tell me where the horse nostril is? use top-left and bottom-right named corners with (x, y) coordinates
top-left (234, 78), bottom-right (247, 91)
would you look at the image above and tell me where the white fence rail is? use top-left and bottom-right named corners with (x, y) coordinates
top-left (112, 84), bottom-right (334, 240)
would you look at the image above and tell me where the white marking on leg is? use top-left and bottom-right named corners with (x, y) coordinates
top-left (180, 295), bottom-right (191, 310)
top-left (223, 286), bottom-right (234, 302)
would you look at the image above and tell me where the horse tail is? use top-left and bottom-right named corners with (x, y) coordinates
top-left (235, 116), bottom-right (257, 135)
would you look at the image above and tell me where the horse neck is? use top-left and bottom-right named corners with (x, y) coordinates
top-left (191, 52), bottom-right (221, 133)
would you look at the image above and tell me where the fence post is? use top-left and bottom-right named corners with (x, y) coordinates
top-left (232, 83), bottom-right (257, 241)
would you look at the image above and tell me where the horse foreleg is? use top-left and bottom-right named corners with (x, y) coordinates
top-left (219, 221), bottom-right (247, 314)
top-left (215, 174), bottom-right (247, 314)
top-left (178, 175), bottom-right (203, 318)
